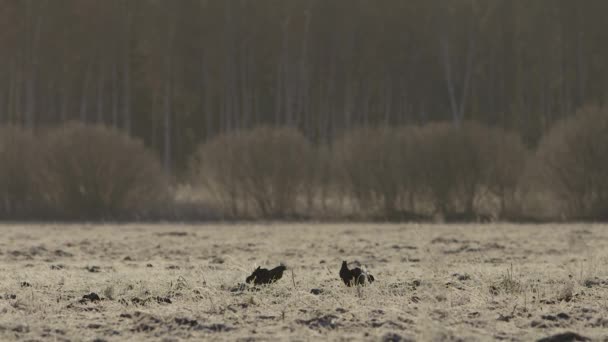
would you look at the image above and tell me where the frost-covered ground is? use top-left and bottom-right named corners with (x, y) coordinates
top-left (0, 223), bottom-right (607, 341)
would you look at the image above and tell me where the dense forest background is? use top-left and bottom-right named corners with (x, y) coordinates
top-left (2, 0), bottom-right (608, 174)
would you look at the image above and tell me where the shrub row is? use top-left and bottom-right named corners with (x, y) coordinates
top-left (331, 123), bottom-right (528, 220)
top-left (0, 123), bottom-right (168, 220)
top-left (191, 123), bottom-right (528, 220)
top-left (1, 106), bottom-right (606, 222)
top-left (191, 107), bottom-right (608, 222)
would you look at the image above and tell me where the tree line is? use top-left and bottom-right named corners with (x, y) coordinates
top-left (1, 0), bottom-right (608, 173)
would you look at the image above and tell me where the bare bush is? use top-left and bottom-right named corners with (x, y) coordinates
top-left (479, 127), bottom-right (529, 219)
top-left (332, 126), bottom-right (426, 219)
top-left (535, 106), bottom-right (608, 220)
top-left (190, 126), bottom-right (315, 218)
top-left (329, 122), bottom-right (529, 221)
top-left (419, 122), bottom-right (528, 220)
top-left (333, 127), bottom-right (396, 217)
top-left (38, 123), bottom-right (168, 219)
top-left (0, 126), bottom-right (42, 217)
top-left (190, 133), bottom-right (247, 217)
top-left (416, 122), bottom-right (486, 218)
top-left (303, 144), bottom-right (334, 214)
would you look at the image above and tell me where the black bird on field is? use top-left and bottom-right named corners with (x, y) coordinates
top-left (246, 265), bottom-right (287, 285)
top-left (339, 261), bottom-right (375, 287)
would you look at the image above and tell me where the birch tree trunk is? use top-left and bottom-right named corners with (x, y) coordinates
top-left (163, 9), bottom-right (176, 175)
top-left (111, 61), bottom-right (119, 127)
top-left (122, 1), bottom-right (132, 134)
top-left (7, 60), bottom-right (16, 123)
top-left (440, 31), bottom-right (476, 126)
top-left (96, 61), bottom-right (105, 124)
top-left (80, 61), bottom-right (92, 123)
top-left (25, 0), bottom-right (44, 129)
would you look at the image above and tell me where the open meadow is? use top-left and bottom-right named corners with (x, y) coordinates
top-left (0, 223), bottom-right (607, 341)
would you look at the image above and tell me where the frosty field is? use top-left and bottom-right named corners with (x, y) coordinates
top-left (0, 223), bottom-right (607, 341)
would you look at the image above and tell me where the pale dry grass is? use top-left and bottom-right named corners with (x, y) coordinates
top-left (0, 223), bottom-right (607, 341)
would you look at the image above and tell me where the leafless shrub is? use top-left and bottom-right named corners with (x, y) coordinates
top-left (0, 126), bottom-right (42, 217)
top-left (477, 126), bottom-right (529, 219)
top-left (417, 122), bottom-right (528, 220)
top-left (303, 144), bottom-right (333, 214)
top-left (534, 106), bottom-right (608, 220)
top-left (332, 126), bottom-right (417, 219)
top-left (37, 122), bottom-right (168, 219)
top-left (416, 122), bottom-right (486, 217)
top-left (190, 132), bottom-right (247, 217)
top-left (331, 122), bottom-right (527, 221)
top-left (190, 126), bottom-right (315, 218)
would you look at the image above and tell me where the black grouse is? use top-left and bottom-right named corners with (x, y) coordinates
top-left (339, 261), bottom-right (375, 287)
top-left (246, 265), bottom-right (286, 285)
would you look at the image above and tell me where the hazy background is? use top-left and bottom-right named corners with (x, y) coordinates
top-left (0, 0), bottom-right (606, 222)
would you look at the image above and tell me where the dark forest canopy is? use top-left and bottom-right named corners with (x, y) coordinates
top-left (1, 0), bottom-right (607, 172)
